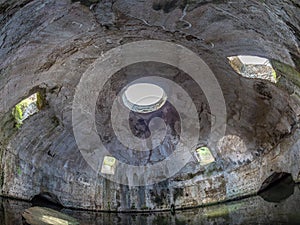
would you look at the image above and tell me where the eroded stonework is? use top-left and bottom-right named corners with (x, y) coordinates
top-left (0, 0), bottom-right (299, 211)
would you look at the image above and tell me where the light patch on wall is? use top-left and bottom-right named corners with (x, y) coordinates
top-left (23, 207), bottom-right (79, 225)
top-left (101, 156), bottom-right (117, 175)
top-left (238, 55), bottom-right (270, 65)
top-left (42, 215), bottom-right (69, 225)
top-left (12, 92), bottom-right (41, 128)
top-left (228, 55), bottom-right (277, 83)
top-left (194, 146), bottom-right (215, 166)
top-left (204, 202), bottom-right (244, 218)
top-left (217, 135), bottom-right (252, 163)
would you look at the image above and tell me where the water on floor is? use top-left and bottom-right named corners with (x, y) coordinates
top-left (1, 182), bottom-right (300, 225)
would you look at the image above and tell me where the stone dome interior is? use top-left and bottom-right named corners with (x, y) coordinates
top-left (0, 0), bottom-right (300, 215)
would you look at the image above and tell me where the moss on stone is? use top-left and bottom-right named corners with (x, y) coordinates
top-left (12, 97), bottom-right (31, 126)
top-left (271, 60), bottom-right (300, 87)
top-left (12, 92), bottom-right (43, 128)
top-left (17, 166), bottom-right (22, 176)
top-left (141, 205), bottom-right (149, 210)
top-left (12, 104), bottom-right (23, 128)
top-left (131, 203), bottom-right (136, 209)
top-left (36, 91), bottom-right (45, 110)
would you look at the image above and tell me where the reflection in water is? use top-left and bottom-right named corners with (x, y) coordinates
top-left (258, 174), bottom-right (295, 203)
top-left (1, 184), bottom-right (300, 225)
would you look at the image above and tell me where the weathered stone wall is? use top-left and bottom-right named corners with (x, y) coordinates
top-left (0, 0), bottom-right (299, 211)
top-left (2, 184), bottom-right (300, 224)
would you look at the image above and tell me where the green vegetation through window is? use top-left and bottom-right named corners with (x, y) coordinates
top-left (195, 146), bottom-right (215, 166)
top-left (12, 92), bottom-right (43, 128)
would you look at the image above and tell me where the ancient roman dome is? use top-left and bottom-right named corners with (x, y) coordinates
top-left (0, 0), bottom-right (299, 212)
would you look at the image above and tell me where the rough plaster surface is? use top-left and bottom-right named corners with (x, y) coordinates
top-left (1, 184), bottom-right (300, 224)
top-left (0, 0), bottom-right (300, 211)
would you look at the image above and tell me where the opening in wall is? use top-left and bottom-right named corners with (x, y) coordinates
top-left (228, 55), bottom-right (277, 83)
top-left (122, 83), bottom-right (167, 113)
top-left (31, 192), bottom-right (63, 210)
top-left (12, 91), bottom-right (45, 128)
top-left (258, 172), bottom-right (295, 203)
top-left (101, 156), bottom-right (117, 175)
top-left (258, 172), bottom-right (293, 193)
top-left (194, 146), bottom-right (215, 166)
